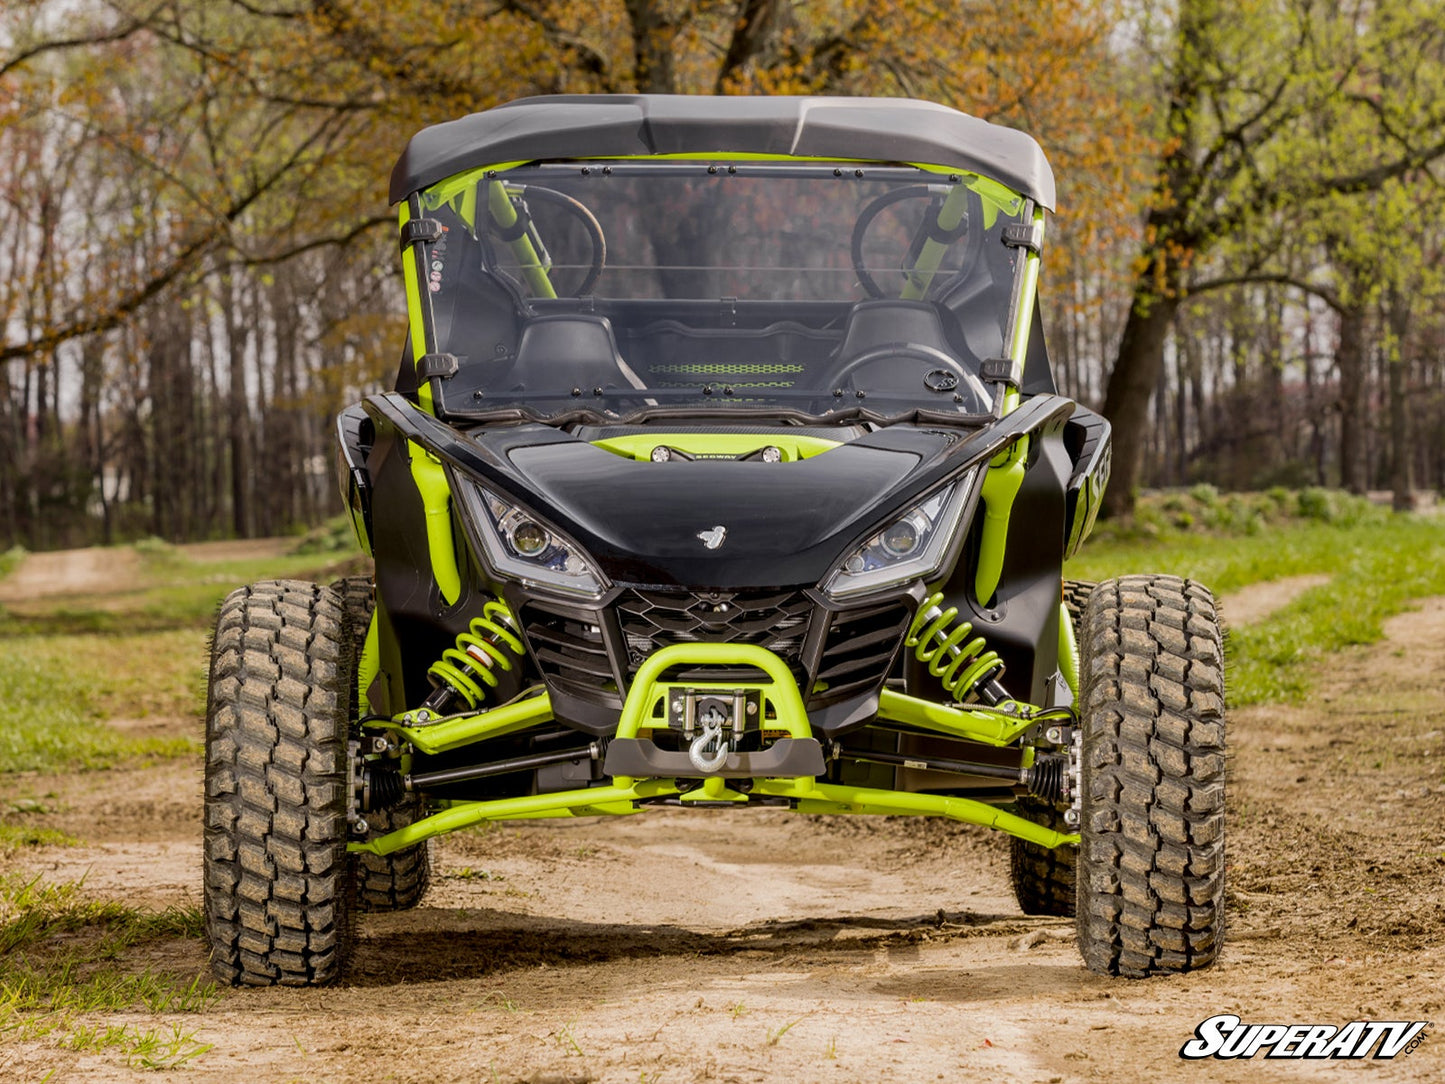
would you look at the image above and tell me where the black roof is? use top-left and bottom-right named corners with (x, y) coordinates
top-left (390, 95), bottom-right (1055, 209)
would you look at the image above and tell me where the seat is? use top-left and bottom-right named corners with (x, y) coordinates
top-left (816, 301), bottom-right (989, 409)
top-left (835, 300), bottom-right (957, 361)
top-left (496, 315), bottom-right (647, 393)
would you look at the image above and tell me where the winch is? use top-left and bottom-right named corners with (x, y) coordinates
top-left (668, 688), bottom-right (760, 772)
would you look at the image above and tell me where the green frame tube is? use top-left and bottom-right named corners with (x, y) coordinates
top-left (349, 643), bottom-right (1079, 858)
top-left (900, 182), bottom-right (972, 301)
top-left (349, 775), bottom-right (1076, 857)
top-left (371, 689), bottom-right (554, 755)
top-left (486, 179), bottom-right (557, 299)
top-left (874, 687), bottom-right (1039, 746)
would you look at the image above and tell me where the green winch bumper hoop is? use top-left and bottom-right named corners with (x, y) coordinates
top-left (349, 643), bottom-right (1079, 857)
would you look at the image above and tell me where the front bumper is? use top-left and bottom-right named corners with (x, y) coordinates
top-left (352, 642), bottom-right (1079, 857)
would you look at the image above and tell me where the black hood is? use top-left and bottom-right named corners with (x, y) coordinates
top-left (359, 392), bottom-right (1078, 592)
top-left (488, 427), bottom-right (962, 588)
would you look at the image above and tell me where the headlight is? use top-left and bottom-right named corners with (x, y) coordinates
top-left (455, 476), bottom-right (608, 599)
top-left (822, 477), bottom-right (973, 599)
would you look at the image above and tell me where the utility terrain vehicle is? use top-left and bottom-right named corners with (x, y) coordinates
top-left (203, 95), bottom-right (1226, 986)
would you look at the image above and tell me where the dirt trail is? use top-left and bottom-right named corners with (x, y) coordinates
top-left (0, 539), bottom-right (293, 606)
top-left (3, 564), bottom-right (1442, 1082)
top-left (0, 547), bottom-right (143, 603)
top-left (1217, 573), bottom-right (1331, 628)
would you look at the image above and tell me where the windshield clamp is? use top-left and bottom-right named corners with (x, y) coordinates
top-left (1001, 222), bottom-right (1042, 255)
top-left (980, 357), bottom-right (1020, 389)
top-left (399, 217), bottom-right (444, 252)
top-left (416, 352), bottom-right (459, 381)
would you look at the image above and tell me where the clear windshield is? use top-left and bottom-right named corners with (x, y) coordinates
top-left (412, 162), bottom-right (1030, 422)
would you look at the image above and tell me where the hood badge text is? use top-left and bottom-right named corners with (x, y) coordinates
top-left (697, 525), bottom-right (727, 550)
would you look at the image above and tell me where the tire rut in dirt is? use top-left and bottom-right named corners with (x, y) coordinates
top-left (1075, 574), bottom-right (1226, 977)
top-left (332, 574), bottom-right (432, 914)
top-left (203, 579), bottom-right (355, 986)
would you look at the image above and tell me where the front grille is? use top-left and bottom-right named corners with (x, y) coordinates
top-left (615, 588), bottom-right (813, 679)
top-left (814, 601), bottom-right (912, 705)
top-left (518, 588), bottom-right (910, 720)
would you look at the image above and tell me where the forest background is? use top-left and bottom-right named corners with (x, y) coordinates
top-left (3, 0), bottom-right (1444, 549)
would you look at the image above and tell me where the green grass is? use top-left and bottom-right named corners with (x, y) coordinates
top-left (0, 874), bottom-right (218, 1068)
top-left (0, 544), bottom-right (355, 774)
top-left (0, 546), bottom-right (25, 581)
top-left (0, 539), bottom-right (340, 1071)
top-left (0, 546), bottom-right (345, 639)
top-left (0, 822), bottom-right (79, 856)
top-left (1068, 499), bottom-right (1445, 705)
top-left (0, 635), bottom-right (198, 773)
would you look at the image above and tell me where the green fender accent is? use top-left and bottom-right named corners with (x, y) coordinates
top-left (1063, 451), bottom-right (1108, 560)
top-left (357, 609), bottom-right (379, 716)
top-left (900, 182), bottom-right (972, 301)
top-left (486, 179), bottom-right (557, 299)
top-left (406, 443), bottom-right (462, 607)
top-left (875, 687), bottom-right (1038, 747)
top-left (592, 432), bottom-right (840, 462)
top-left (369, 689), bottom-right (554, 755)
top-left (1058, 601), bottom-right (1079, 704)
top-left (974, 436), bottom-right (1029, 604)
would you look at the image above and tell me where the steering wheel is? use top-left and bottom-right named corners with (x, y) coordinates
top-left (487, 184), bottom-right (606, 296)
top-left (822, 343), bottom-right (989, 406)
top-left (850, 184), bottom-right (980, 300)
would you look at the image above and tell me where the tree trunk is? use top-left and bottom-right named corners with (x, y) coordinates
top-left (1386, 291), bottom-right (1414, 511)
top-left (1336, 303), bottom-right (1368, 495)
top-left (1100, 283), bottom-right (1181, 518)
top-left (223, 276), bottom-right (253, 538)
top-left (624, 0), bottom-right (678, 93)
top-left (1098, 0), bottom-right (1201, 517)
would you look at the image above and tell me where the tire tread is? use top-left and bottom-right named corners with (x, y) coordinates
top-left (1075, 574), bottom-right (1226, 977)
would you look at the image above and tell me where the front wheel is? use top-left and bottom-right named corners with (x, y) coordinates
top-left (1008, 579), bottom-right (1095, 917)
top-left (331, 575), bottom-right (432, 913)
top-left (1075, 575), bottom-right (1226, 977)
top-left (203, 580), bottom-right (356, 986)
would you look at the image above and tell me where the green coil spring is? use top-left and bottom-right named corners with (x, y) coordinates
top-left (905, 591), bottom-right (1006, 703)
top-left (424, 599), bottom-right (525, 711)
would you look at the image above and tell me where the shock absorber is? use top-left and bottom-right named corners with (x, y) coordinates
top-left (906, 591), bottom-right (1009, 704)
top-left (419, 599), bottom-right (525, 716)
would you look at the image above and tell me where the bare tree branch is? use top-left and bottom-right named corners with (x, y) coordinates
top-left (500, 0), bottom-right (617, 91)
top-left (0, 7), bottom-right (157, 79)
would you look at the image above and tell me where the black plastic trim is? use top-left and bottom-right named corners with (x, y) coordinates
top-left (604, 737), bottom-right (826, 779)
top-left (399, 217), bottom-right (443, 250)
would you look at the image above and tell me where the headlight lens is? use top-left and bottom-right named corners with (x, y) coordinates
top-left (455, 477), bottom-right (608, 598)
top-left (822, 477), bottom-right (973, 599)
